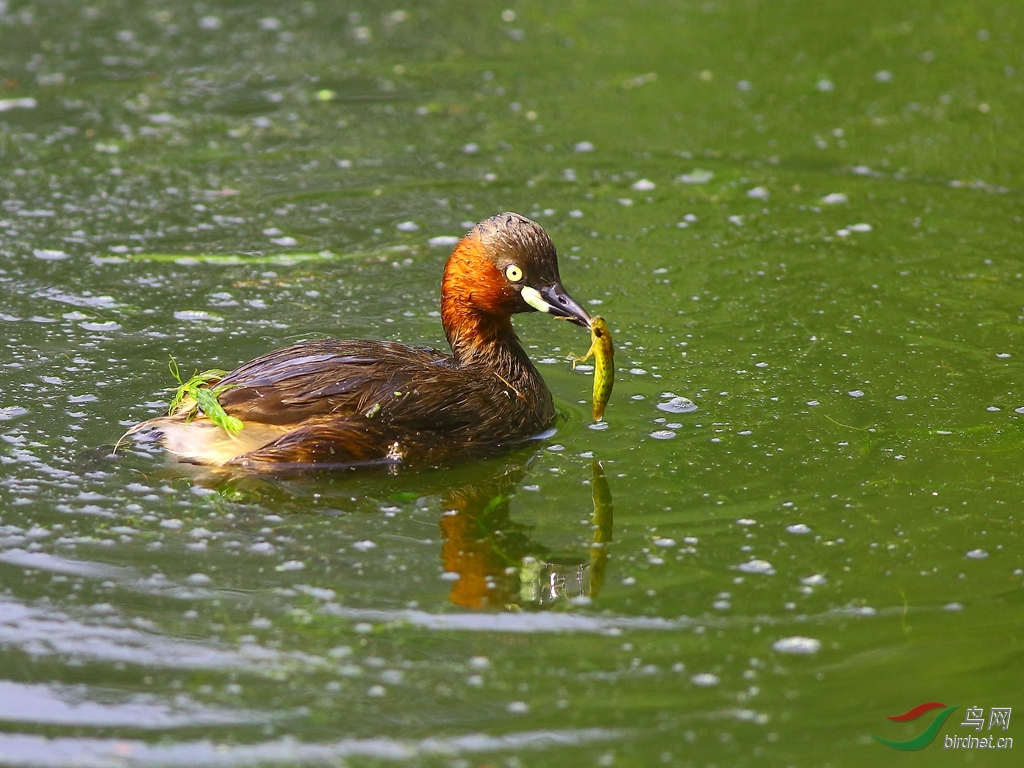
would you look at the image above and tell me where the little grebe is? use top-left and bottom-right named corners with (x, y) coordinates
top-left (138, 212), bottom-right (593, 469)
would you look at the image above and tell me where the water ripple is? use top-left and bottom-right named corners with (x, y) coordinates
top-left (0, 727), bottom-right (622, 767)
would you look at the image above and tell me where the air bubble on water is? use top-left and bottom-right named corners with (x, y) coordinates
top-left (658, 396), bottom-right (697, 414)
top-left (33, 249), bottom-right (69, 261)
top-left (174, 310), bottom-right (217, 322)
top-left (396, 221), bottom-right (419, 232)
top-left (632, 179), bottom-right (656, 191)
top-left (821, 193), bottom-right (848, 204)
top-left (737, 559), bottom-right (775, 575)
top-left (966, 549), bottom-right (988, 559)
top-left (772, 636), bottom-right (821, 655)
top-left (786, 524), bottom-right (811, 535)
top-left (747, 186), bottom-right (769, 200)
top-left (678, 170), bottom-right (713, 184)
top-left (650, 430), bottom-right (676, 440)
top-left (0, 97), bottom-right (37, 111)
top-left (0, 407), bottom-right (29, 422)
top-left (846, 606), bottom-right (876, 616)
top-left (78, 319), bottom-right (121, 331)
top-left (691, 673), bottom-right (720, 687)
top-left (428, 235), bottom-right (460, 248)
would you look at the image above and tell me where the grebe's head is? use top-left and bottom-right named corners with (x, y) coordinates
top-left (442, 212), bottom-right (592, 328)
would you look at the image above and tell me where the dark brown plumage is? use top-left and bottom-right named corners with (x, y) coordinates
top-left (137, 212), bottom-right (593, 469)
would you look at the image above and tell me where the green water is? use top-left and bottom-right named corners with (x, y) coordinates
top-left (1, 1), bottom-right (1022, 765)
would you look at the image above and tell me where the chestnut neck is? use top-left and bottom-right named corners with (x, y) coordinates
top-left (440, 241), bottom-right (533, 376)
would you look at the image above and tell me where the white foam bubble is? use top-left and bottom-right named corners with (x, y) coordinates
top-left (772, 636), bottom-right (821, 654)
top-left (737, 559), bottom-right (775, 575)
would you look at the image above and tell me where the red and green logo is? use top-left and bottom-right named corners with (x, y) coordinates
top-left (872, 702), bottom-right (959, 750)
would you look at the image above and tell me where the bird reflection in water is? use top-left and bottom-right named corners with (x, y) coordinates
top-left (115, 448), bottom-right (613, 611)
top-left (439, 461), bottom-right (613, 610)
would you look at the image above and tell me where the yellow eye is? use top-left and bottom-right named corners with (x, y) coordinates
top-left (505, 264), bottom-right (524, 282)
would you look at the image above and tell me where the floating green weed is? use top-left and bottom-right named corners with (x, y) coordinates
top-left (167, 356), bottom-right (243, 434)
top-left (128, 246), bottom-right (412, 265)
top-left (131, 252), bottom-right (340, 265)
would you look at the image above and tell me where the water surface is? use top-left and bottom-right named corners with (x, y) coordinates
top-left (1, 1), bottom-right (1022, 766)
